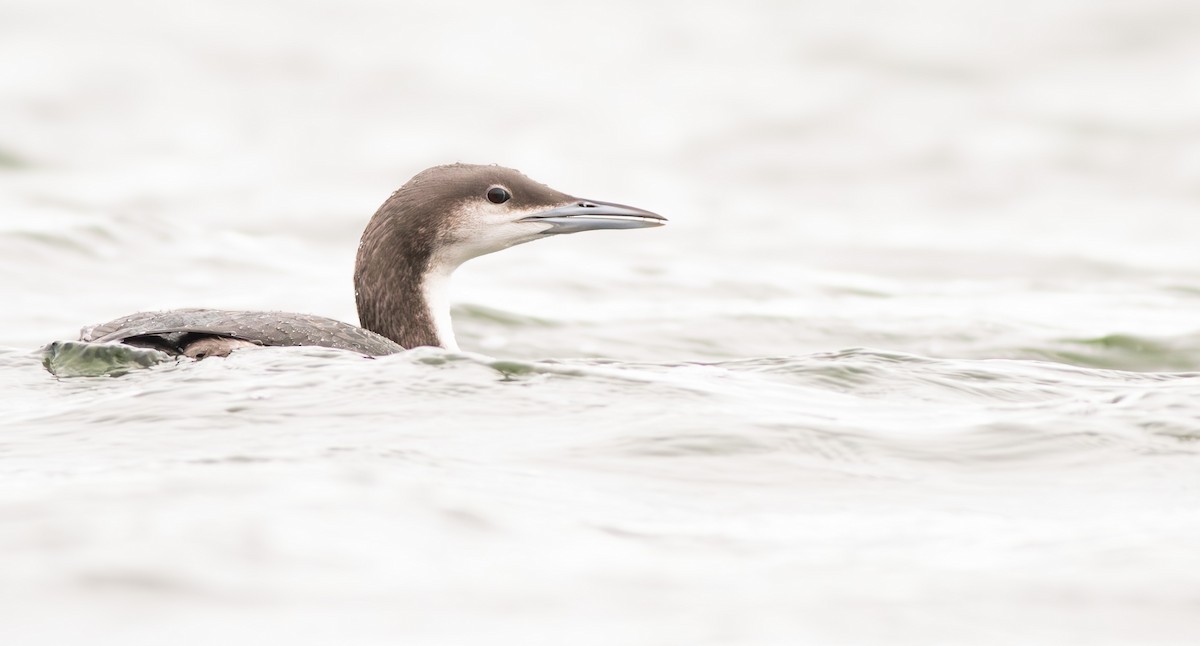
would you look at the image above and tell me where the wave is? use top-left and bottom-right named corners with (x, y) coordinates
top-left (12, 344), bottom-right (1199, 474)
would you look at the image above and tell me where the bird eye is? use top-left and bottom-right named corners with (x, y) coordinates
top-left (486, 186), bottom-right (511, 204)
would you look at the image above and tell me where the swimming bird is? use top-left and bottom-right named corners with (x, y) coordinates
top-left (61, 163), bottom-right (665, 360)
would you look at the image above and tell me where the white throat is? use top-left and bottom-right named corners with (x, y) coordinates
top-left (422, 267), bottom-right (459, 351)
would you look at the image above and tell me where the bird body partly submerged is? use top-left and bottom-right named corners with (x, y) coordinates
top-left (79, 308), bottom-right (405, 358)
top-left (45, 163), bottom-right (665, 373)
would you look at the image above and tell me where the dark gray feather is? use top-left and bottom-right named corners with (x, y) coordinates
top-left (82, 308), bottom-right (404, 356)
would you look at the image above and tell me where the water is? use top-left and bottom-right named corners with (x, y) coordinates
top-left (4, 0), bottom-right (1200, 643)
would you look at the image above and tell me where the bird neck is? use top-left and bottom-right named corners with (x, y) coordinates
top-left (353, 202), bottom-right (458, 350)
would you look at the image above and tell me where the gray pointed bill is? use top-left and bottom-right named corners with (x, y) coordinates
top-left (521, 199), bottom-right (667, 234)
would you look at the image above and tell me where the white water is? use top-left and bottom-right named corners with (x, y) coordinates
top-left (3, 0), bottom-right (1200, 643)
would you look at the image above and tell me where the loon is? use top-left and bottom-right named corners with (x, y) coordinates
top-left (61, 163), bottom-right (665, 360)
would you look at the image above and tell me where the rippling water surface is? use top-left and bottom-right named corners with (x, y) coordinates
top-left (4, 0), bottom-right (1200, 644)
